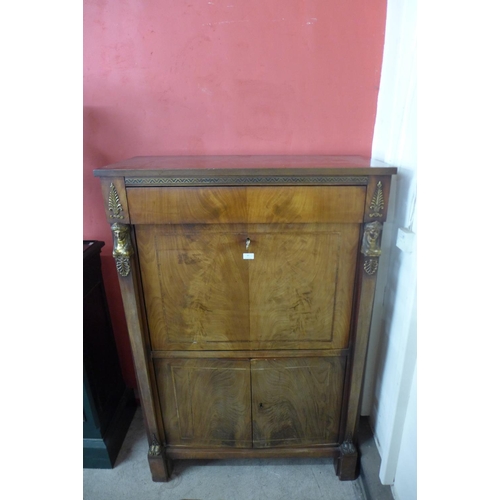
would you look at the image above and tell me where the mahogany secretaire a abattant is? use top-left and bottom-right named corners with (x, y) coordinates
top-left (94, 155), bottom-right (397, 482)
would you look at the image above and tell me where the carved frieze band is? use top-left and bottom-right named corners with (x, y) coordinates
top-left (111, 222), bottom-right (134, 277)
top-left (361, 221), bottom-right (383, 275)
top-left (125, 175), bottom-right (369, 187)
top-left (369, 181), bottom-right (385, 218)
top-left (108, 183), bottom-right (124, 219)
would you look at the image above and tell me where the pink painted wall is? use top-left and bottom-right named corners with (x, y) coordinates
top-left (83, 0), bottom-right (387, 388)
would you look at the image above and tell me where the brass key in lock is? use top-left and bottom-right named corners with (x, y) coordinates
top-left (243, 238), bottom-right (254, 260)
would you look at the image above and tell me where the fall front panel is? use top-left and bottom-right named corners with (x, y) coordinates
top-left (136, 223), bottom-right (359, 351)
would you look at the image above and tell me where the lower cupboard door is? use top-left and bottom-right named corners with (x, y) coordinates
top-left (154, 358), bottom-right (252, 448)
top-left (251, 357), bottom-right (346, 448)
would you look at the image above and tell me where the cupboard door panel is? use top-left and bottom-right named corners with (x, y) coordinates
top-left (251, 357), bottom-right (346, 448)
top-left (249, 224), bottom-right (359, 349)
top-left (155, 358), bottom-right (252, 448)
top-left (136, 225), bottom-right (250, 350)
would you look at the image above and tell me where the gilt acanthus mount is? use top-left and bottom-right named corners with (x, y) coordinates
top-left (369, 181), bottom-right (384, 218)
top-left (108, 183), bottom-right (124, 219)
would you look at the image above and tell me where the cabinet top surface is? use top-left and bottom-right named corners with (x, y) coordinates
top-left (94, 155), bottom-right (397, 177)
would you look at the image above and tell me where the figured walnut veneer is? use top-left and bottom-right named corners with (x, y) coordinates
top-left (136, 223), bottom-right (358, 351)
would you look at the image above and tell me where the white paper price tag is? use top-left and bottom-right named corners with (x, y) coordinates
top-left (243, 253), bottom-right (254, 260)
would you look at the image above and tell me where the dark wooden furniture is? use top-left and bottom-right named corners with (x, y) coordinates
top-left (94, 156), bottom-right (396, 481)
top-left (83, 240), bottom-right (136, 468)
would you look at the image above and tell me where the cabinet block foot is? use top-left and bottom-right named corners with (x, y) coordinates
top-left (147, 443), bottom-right (172, 482)
top-left (334, 441), bottom-right (359, 481)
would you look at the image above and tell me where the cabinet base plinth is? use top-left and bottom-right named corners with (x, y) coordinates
top-left (166, 445), bottom-right (337, 460)
top-left (145, 445), bottom-right (361, 482)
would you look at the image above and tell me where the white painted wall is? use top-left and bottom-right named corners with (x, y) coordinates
top-left (361, 0), bottom-right (417, 497)
top-left (392, 365), bottom-right (417, 500)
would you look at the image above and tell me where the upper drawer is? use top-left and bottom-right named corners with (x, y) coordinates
top-left (126, 186), bottom-right (366, 224)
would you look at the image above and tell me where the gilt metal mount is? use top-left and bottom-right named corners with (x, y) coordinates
top-left (108, 183), bottom-right (124, 219)
top-left (363, 259), bottom-right (379, 275)
top-left (111, 222), bottom-right (134, 277)
top-left (148, 434), bottom-right (163, 457)
top-left (361, 221), bottom-right (382, 275)
top-left (369, 181), bottom-right (385, 218)
top-left (341, 439), bottom-right (357, 455)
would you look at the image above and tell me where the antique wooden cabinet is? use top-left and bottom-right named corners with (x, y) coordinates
top-left (94, 155), bottom-right (396, 482)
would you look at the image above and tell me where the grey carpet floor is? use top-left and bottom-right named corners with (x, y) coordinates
top-left (83, 409), bottom-right (367, 500)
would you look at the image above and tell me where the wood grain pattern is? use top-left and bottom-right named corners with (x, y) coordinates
top-left (249, 224), bottom-right (359, 350)
top-left (246, 186), bottom-right (365, 224)
top-left (127, 186), bottom-right (365, 224)
top-left (128, 187), bottom-right (247, 224)
top-left (251, 357), bottom-right (346, 447)
top-left (155, 358), bottom-right (252, 448)
top-left (136, 223), bottom-right (358, 351)
top-left (136, 224), bottom-right (250, 350)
